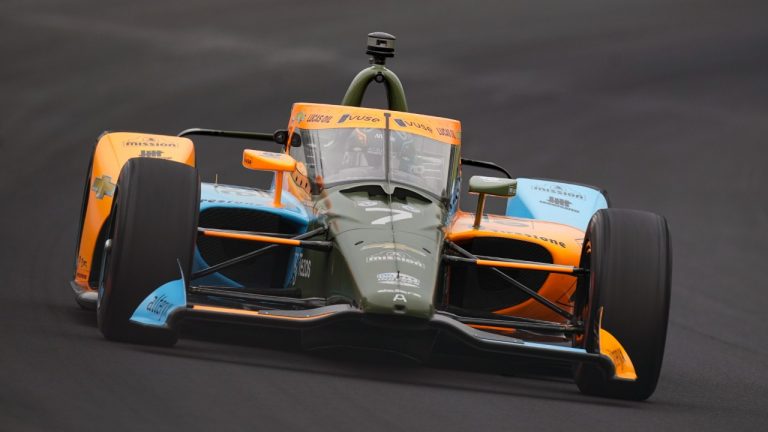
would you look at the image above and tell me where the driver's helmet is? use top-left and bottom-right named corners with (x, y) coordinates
top-left (340, 128), bottom-right (384, 168)
top-left (336, 128), bottom-right (426, 179)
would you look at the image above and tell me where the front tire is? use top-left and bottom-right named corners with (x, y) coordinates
top-left (97, 158), bottom-right (199, 345)
top-left (575, 209), bottom-right (672, 400)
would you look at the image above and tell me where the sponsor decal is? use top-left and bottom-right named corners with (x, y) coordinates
top-left (462, 224), bottom-right (568, 248)
top-left (393, 293), bottom-right (407, 303)
top-left (91, 175), bottom-right (116, 199)
top-left (76, 272), bottom-right (88, 279)
top-left (609, 348), bottom-right (625, 369)
top-left (146, 294), bottom-right (173, 317)
top-left (507, 231), bottom-right (568, 248)
top-left (488, 217), bottom-right (530, 228)
top-left (201, 198), bottom-right (265, 206)
top-left (140, 149), bottom-right (164, 158)
top-left (393, 118), bottom-right (433, 133)
top-left (213, 185), bottom-right (270, 198)
top-left (361, 242), bottom-right (427, 257)
top-left (291, 252), bottom-right (312, 285)
top-left (77, 256), bottom-right (87, 268)
top-left (480, 177), bottom-right (508, 184)
top-left (540, 196), bottom-right (579, 213)
top-left (376, 288), bottom-right (422, 299)
top-left (436, 127), bottom-right (459, 140)
top-left (365, 250), bottom-right (425, 269)
top-left (304, 113), bottom-right (333, 123)
top-left (356, 200), bottom-right (378, 207)
top-left (377, 272), bottom-right (420, 288)
top-left (531, 184), bottom-right (586, 201)
top-left (123, 137), bottom-right (177, 148)
top-left (337, 113), bottom-right (381, 124)
top-left (297, 256), bottom-right (311, 278)
top-left (401, 204), bottom-right (421, 213)
top-left (259, 152), bottom-right (284, 160)
top-left (291, 169), bottom-right (311, 194)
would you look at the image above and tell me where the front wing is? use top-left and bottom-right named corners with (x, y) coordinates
top-left (128, 278), bottom-right (634, 382)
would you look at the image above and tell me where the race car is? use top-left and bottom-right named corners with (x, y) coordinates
top-left (70, 32), bottom-right (671, 400)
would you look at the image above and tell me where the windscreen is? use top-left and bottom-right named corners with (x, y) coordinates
top-left (295, 127), bottom-right (459, 199)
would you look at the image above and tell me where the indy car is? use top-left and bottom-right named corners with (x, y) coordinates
top-left (71, 32), bottom-right (672, 400)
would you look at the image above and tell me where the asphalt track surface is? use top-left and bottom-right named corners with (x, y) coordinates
top-left (2, 0), bottom-right (768, 430)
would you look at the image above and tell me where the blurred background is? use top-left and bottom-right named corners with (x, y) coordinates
top-left (1, 0), bottom-right (767, 430)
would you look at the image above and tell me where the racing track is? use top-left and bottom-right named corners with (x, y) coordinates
top-left (1, 0), bottom-right (767, 430)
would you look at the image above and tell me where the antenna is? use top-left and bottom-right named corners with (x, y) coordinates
top-left (366, 32), bottom-right (396, 65)
top-left (341, 32), bottom-right (408, 112)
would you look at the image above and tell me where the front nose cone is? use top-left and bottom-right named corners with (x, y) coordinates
top-left (333, 230), bottom-right (440, 319)
top-left (365, 269), bottom-right (426, 316)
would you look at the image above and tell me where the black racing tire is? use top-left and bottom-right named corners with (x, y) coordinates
top-left (97, 158), bottom-right (199, 346)
top-left (575, 208), bottom-right (672, 400)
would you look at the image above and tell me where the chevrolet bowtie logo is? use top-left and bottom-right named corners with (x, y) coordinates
top-left (92, 175), bottom-right (116, 199)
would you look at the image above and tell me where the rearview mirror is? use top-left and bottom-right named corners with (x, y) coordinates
top-left (242, 149), bottom-right (297, 172)
top-left (242, 149), bottom-right (297, 207)
top-left (468, 176), bottom-right (517, 229)
top-left (468, 176), bottom-right (517, 197)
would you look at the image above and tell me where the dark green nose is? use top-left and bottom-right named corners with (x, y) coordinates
top-left (333, 229), bottom-right (441, 319)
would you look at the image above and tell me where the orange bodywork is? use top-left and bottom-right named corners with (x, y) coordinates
top-left (599, 328), bottom-right (637, 380)
top-left (448, 211), bottom-right (583, 323)
top-left (73, 132), bottom-right (195, 290)
top-left (448, 212), bottom-right (636, 379)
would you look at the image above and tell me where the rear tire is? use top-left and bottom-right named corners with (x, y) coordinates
top-left (97, 158), bottom-right (199, 346)
top-left (575, 209), bottom-right (672, 400)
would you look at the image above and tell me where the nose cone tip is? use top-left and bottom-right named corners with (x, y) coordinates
top-left (362, 286), bottom-right (433, 319)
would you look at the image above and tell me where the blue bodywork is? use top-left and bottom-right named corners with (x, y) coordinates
top-left (505, 178), bottom-right (608, 231)
top-left (194, 182), bottom-right (310, 288)
top-left (131, 182), bottom-right (310, 327)
top-left (130, 277), bottom-right (187, 327)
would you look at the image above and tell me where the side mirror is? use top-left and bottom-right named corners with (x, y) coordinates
top-left (242, 149), bottom-right (297, 207)
top-left (469, 176), bottom-right (517, 197)
top-left (288, 132), bottom-right (302, 148)
top-left (468, 175), bottom-right (517, 229)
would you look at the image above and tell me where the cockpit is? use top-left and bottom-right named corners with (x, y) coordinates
top-left (287, 104), bottom-right (462, 200)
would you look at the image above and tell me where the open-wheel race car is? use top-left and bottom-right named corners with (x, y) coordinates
top-left (71, 32), bottom-right (671, 400)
